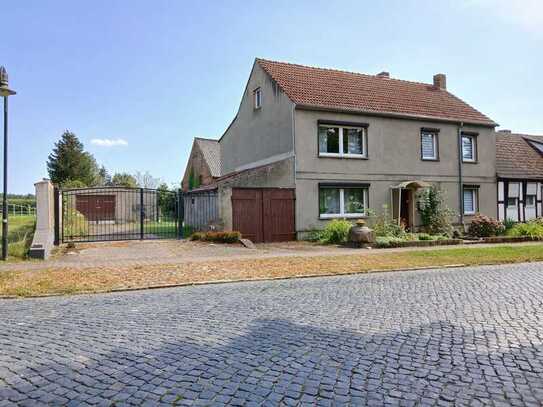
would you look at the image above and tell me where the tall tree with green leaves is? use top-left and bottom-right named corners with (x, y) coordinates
top-left (96, 165), bottom-right (112, 186)
top-left (111, 173), bottom-right (138, 188)
top-left (47, 130), bottom-right (99, 187)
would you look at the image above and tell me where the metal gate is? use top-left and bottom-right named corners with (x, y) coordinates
top-left (56, 187), bottom-right (181, 243)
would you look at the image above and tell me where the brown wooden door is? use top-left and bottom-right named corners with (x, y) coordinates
top-left (232, 188), bottom-right (295, 243)
top-left (76, 195), bottom-right (116, 221)
top-left (232, 189), bottom-right (263, 242)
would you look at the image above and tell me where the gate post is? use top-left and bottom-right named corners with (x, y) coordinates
top-left (28, 179), bottom-right (55, 259)
top-left (140, 188), bottom-right (144, 240)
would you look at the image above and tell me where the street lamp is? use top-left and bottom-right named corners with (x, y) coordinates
top-left (0, 66), bottom-right (16, 260)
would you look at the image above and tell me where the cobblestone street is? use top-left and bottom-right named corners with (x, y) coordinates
top-left (1, 262), bottom-right (543, 406)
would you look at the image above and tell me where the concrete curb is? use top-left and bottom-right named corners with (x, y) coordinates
top-left (0, 263), bottom-right (468, 300)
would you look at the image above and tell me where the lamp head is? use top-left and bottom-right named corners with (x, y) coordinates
top-left (0, 66), bottom-right (16, 96)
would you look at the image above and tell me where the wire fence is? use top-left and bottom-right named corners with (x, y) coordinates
top-left (0, 204), bottom-right (36, 217)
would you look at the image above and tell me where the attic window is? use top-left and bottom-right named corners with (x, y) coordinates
top-left (254, 88), bottom-right (262, 109)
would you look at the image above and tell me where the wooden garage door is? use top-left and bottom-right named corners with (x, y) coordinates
top-left (76, 195), bottom-right (116, 221)
top-left (232, 188), bottom-right (295, 243)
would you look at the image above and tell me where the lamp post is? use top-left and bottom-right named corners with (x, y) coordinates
top-left (0, 66), bottom-right (16, 260)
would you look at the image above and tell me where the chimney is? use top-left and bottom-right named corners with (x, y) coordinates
top-left (376, 71), bottom-right (390, 79)
top-left (433, 73), bottom-right (446, 90)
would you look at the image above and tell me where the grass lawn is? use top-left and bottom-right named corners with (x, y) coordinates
top-left (1, 243), bottom-right (543, 297)
top-left (143, 220), bottom-right (177, 236)
top-left (2, 215), bottom-right (36, 260)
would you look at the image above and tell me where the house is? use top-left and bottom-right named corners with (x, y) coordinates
top-left (181, 138), bottom-right (221, 192)
top-left (496, 131), bottom-right (543, 222)
top-left (186, 58), bottom-right (498, 241)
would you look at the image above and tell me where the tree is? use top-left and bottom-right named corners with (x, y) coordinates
top-left (96, 165), bottom-right (112, 186)
top-left (111, 173), bottom-right (138, 188)
top-left (134, 171), bottom-right (160, 189)
top-left (47, 130), bottom-right (99, 187)
top-left (157, 183), bottom-right (176, 217)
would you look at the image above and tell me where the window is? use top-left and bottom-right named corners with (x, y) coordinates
top-left (319, 187), bottom-right (368, 218)
top-left (318, 124), bottom-right (367, 158)
top-left (254, 88), bottom-right (262, 109)
top-left (507, 197), bottom-right (518, 207)
top-left (462, 134), bottom-right (477, 162)
top-left (463, 187), bottom-right (478, 215)
top-left (525, 195), bottom-right (536, 207)
top-left (421, 130), bottom-right (438, 160)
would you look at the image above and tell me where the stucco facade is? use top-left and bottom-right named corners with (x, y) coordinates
top-left (210, 59), bottom-right (498, 239)
top-left (294, 109), bottom-right (497, 235)
top-left (220, 63), bottom-right (295, 174)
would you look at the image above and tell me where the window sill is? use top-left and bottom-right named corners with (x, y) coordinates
top-left (462, 160), bottom-right (478, 164)
top-left (421, 158), bottom-right (439, 162)
top-left (318, 153), bottom-right (368, 159)
top-left (320, 214), bottom-right (368, 220)
top-left (464, 212), bottom-right (476, 216)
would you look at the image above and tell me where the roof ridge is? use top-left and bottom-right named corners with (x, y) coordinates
top-left (195, 137), bottom-right (219, 142)
top-left (256, 57), bottom-right (434, 88)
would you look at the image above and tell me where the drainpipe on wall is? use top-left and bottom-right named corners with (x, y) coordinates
top-left (457, 122), bottom-right (464, 228)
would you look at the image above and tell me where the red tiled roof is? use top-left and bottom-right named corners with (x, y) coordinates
top-left (496, 133), bottom-right (543, 179)
top-left (256, 59), bottom-right (496, 126)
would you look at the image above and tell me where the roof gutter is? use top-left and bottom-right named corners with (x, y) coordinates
top-left (295, 103), bottom-right (498, 128)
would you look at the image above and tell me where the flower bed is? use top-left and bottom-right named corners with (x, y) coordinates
top-left (374, 237), bottom-right (463, 249)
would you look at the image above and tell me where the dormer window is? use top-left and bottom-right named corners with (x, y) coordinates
top-left (254, 88), bottom-right (262, 109)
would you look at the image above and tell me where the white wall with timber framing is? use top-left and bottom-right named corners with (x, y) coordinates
top-left (498, 179), bottom-right (542, 222)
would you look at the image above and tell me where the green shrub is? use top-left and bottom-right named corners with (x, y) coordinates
top-left (467, 214), bottom-right (505, 237)
top-left (306, 229), bottom-right (325, 242)
top-left (375, 236), bottom-right (409, 248)
top-left (417, 187), bottom-right (455, 236)
top-left (506, 221), bottom-right (543, 238)
top-left (319, 219), bottom-right (353, 244)
top-left (503, 218), bottom-right (517, 232)
top-left (371, 205), bottom-right (405, 238)
top-left (417, 233), bottom-right (432, 241)
top-left (190, 231), bottom-right (241, 243)
top-left (181, 225), bottom-right (195, 238)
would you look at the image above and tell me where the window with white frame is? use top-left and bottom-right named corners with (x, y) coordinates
top-left (318, 124), bottom-right (367, 157)
top-left (463, 187), bottom-right (478, 215)
top-left (254, 88), bottom-right (262, 109)
top-left (319, 186), bottom-right (368, 218)
top-left (526, 183), bottom-right (537, 208)
top-left (421, 130), bottom-right (438, 160)
top-left (462, 134), bottom-right (477, 162)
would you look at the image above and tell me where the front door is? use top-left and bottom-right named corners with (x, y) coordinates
top-left (400, 189), bottom-right (411, 230)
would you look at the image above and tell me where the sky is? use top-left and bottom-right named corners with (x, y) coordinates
top-left (2, 0), bottom-right (543, 194)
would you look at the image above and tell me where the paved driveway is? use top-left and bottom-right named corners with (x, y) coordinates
top-left (1, 263), bottom-right (543, 406)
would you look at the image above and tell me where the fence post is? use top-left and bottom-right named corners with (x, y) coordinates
top-left (140, 188), bottom-right (144, 240)
top-left (178, 189), bottom-right (184, 238)
top-left (53, 187), bottom-right (60, 245)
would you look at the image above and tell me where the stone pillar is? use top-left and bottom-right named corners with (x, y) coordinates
top-left (28, 179), bottom-right (55, 259)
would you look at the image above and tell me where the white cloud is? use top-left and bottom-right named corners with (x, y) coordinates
top-left (464, 0), bottom-right (543, 35)
top-left (90, 138), bottom-right (128, 147)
